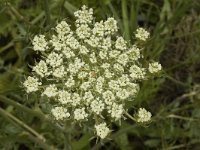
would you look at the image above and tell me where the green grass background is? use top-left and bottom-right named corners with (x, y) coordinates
top-left (0, 0), bottom-right (200, 149)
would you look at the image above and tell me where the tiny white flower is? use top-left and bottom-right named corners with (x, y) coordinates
top-left (135, 28), bottom-right (150, 41)
top-left (104, 17), bottom-right (118, 35)
top-left (23, 76), bottom-right (41, 93)
top-left (65, 76), bottom-right (75, 88)
top-left (93, 21), bottom-right (104, 37)
top-left (52, 65), bottom-right (66, 78)
top-left (109, 50), bottom-right (121, 58)
top-left (137, 108), bottom-right (152, 122)
top-left (71, 93), bottom-right (81, 106)
top-left (62, 47), bottom-right (75, 59)
top-left (56, 20), bottom-right (71, 35)
top-left (74, 107), bottom-right (88, 121)
top-left (129, 65), bottom-right (146, 80)
top-left (115, 37), bottom-right (127, 50)
top-left (95, 123), bottom-right (110, 139)
top-left (108, 80), bottom-right (120, 91)
top-left (108, 103), bottom-right (124, 120)
top-left (32, 35), bottom-right (48, 51)
top-left (33, 60), bottom-right (48, 77)
top-left (51, 106), bottom-right (70, 120)
top-left (127, 45), bottom-right (141, 61)
top-left (74, 5), bottom-right (93, 25)
top-left (46, 52), bottom-right (63, 68)
top-left (90, 99), bottom-right (105, 115)
top-left (101, 36), bottom-right (112, 50)
top-left (83, 91), bottom-right (94, 106)
top-left (76, 24), bottom-right (91, 39)
top-left (102, 90), bottom-right (115, 105)
top-left (116, 88), bottom-right (130, 100)
top-left (43, 84), bottom-right (57, 98)
top-left (148, 62), bottom-right (162, 73)
top-left (57, 90), bottom-right (71, 105)
top-left (117, 53), bottom-right (129, 66)
top-left (113, 63), bottom-right (124, 73)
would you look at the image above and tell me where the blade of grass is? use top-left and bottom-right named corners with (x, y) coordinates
top-left (0, 108), bottom-right (56, 150)
top-left (122, 0), bottom-right (130, 41)
top-left (44, 0), bottom-right (51, 25)
top-left (64, 1), bottom-right (77, 15)
top-left (0, 95), bottom-right (68, 134)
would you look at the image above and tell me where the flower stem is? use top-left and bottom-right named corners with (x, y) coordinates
top-left (0, 108), bottom-right (56, 150)
top-left (124, 111), bottom-right (136, 122)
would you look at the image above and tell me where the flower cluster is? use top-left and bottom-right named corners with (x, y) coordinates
top-left (24, 6), bottom-right (161, 139)
top-left (137, 108), bottom-right (152, 123)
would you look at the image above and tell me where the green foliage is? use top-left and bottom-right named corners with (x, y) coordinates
top-left (0, 0), bottom-right (200, 149)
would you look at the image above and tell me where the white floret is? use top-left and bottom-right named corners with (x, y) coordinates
top-left (32, 35), bottom-right (48, 51)
top-left (46, 52), bottom-right (63, 68)
top-left (43, 84), bottom-right (57, 97)
top-left (52, 65), bottom-right (66, 78)
top-left (23, 76), bottom-right (41, 93)
top-left (56, 20), bottom-right (71, 35)
top-left (116, 88), bottom-right (130, 100)
top-left (102, 90), bottom-right (115, 105)
top-left (129, 65), bottom-right (146, 80)
top-left (135, 28), bottom-right (150, 41)
top-left (74, 107), bottom-right (88, 121)
top-left (76, 24), bottom-right (91, 39)
top-left (104, 17), bottom-right (118, 35)
top-left (74, 5), bottom-right (93, 25)
top-left (115, 37), bottom-right (127, 50)
top-left (148, 62), bottom-right (162, 73)
top-left (51, 106), bottom-right (70, 120)
top-left (33, 60), bottom-right (49, 77)
top-left (95, 122), bottom-right (110, 139)
top-left (108, 103), bottom-right (124, 120)
top-left (137, 108), bottom-right (152, 122)
top-left (90, 99), bottom-right (105, 115)
top-left (57, 90), bottom-right (71, 105)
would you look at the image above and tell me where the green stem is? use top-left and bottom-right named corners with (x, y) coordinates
top-left (0, 108), bottom-right (45, 141)
top-left (6, 2), bottom-right (31, 25)
top-left (0, 95), bottom-right (45, 119)
top-left (0, 95), bottom-right (68, 134)
top-left (0, 108), bottom-right (56, 150)
top-left (124, 111), bottom-right (136, 122)
top-left (122, 0), bottom-right (130, 41)
top-left (44, 0), bottom-right (51, 25)
top-left (167, 114), bottom-right (199, 122)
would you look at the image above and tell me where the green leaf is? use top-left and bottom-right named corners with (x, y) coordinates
top-left (72, 133), bottom-right (91, 150)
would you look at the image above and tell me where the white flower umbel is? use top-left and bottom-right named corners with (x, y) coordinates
top-left (32, 35), bottom-right (48, 51)
top-left (148, 62), bottom-right (162, 73)
top-left (135, 28), bottom-right (150, 41)
top-left (43, 84), bottom-right (57, 98)
top-left (104, 17), bottom-right (118, 35)
top-left (51, 106), bottom-right (70, 120)
top-left (24, 5), bottom-right (161, 139)
top-left (74, 5), bottom-right (93, 25)
top-left (33, 60), bottom-right (49, 77)
top-left (137, 108), bottom-right (152, 123)
top-left (74, 107), bottom-right (88, 121)
top-left (23, 76), bottom-right (41, 93)
top-left (95, 123), bottom-right (110, 139)
top-left (115, 37), bottom-right (127, 50)
top-left (90, 99), bottom-right (105, 115)
top-left (108, 103), bottom-right (124, 120)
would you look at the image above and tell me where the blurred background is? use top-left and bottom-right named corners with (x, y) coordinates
top-left (0, 0), bottom-right (200, 149)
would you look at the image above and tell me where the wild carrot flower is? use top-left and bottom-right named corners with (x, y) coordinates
top-left (23, 5), bottom-right (161, 139)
